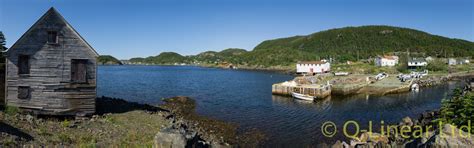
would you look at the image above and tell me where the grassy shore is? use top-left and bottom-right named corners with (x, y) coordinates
top-left (0, 97), bottom-right (170, 146)
top-left (1, 110), bottom-right (169, 146)
top-left (0, 96), bottom-right (264, 147)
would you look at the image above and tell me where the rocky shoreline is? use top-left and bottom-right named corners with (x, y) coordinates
top-left (328, 87), bottom-right (474, 147)
top-left (326, 110), bottom-right (474, 147)
top-left (414, 72), bottom-right (474, 88)
top-left (157, 96), bottom-right (264, 147)
top-left (0, 96), bottom-right (263, 147)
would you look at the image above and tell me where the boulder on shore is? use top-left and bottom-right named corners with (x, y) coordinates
top-left (154, 128), bottom-right (187, 148)
top-left (399, 116), bottom-right (414, 127)
top-left (421, 124), bottom-right (474, 147)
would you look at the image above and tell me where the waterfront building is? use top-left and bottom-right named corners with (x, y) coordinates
top-left (448, 58), bottom-right (457, 65)
top-left (408, 58), bottom-right (428, 69)
top-left (4, 7), bottom-right (98, 115)
top-left (375, 55), bottom-right (399, 67)
top-left (296, 61), bottom-right (330, 74)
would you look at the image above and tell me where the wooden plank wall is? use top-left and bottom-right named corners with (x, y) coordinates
top-left (5, 10), bottom-right (97, 115)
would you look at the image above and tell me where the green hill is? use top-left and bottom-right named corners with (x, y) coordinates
top-left (98, 55), bottom-right (122, 65)
top-left (190, 48), bottom-right (248, 64)
top-left (130, 52), bottom-right (188, 64)
top-left (128, 26), bottom-right (473, 67)
top-left (129, 57), bottom-right (145, 63)
top-left (243, 25), bottom-right (474, 66)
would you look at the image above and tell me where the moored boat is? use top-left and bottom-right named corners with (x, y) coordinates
top-left (334, 72), bottom-right (349, 76)
top-left (411, 83), bottom-right (420, 92)
top-left (291, 92), bottom-right (315, 101)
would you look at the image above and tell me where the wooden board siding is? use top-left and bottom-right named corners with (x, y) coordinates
top-left (5, 8), bottom-right (98, 115)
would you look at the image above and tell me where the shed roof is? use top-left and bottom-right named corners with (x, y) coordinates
top-left (297, 61), bottom-right (327, 64)
top-left (378, 55), bottom-right (398, 60)
top-left (4, 7), bottom-right (99, 57)
top-left (409, 58), bottom-right (426, 62)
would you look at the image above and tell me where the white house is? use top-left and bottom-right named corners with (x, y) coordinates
top-left (408, 58), bottom-right (428, 69)
top-left (448, 58), bottom-right (457, 65)
top-left (463, 59), bottom-right (470, 64)
top-left (448, 58), bottom-right (470, 65)
top-left (375, 55), bottom-right (399, 67)
top-left (296, 61), bottom-right (330, 74)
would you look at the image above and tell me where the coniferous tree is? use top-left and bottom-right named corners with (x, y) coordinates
top-left (0, 31), bottom-right (5, 51)
top-left (0, 31), bottom-right (5, 64)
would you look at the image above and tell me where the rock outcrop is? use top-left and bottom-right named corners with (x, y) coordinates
top-left (154, 128), bottom-right (188, 148)
top-left (420, 124), bottom-right (474, 147)
top-left (332, 115), bottom-right (474, 148)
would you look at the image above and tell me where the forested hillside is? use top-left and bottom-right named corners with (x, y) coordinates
top-left (98, 55), bottom-right (122, 65)
top-left (128, 26), bottom-right (474, 67)
top-left (243, 25), bottom-right (474, 66)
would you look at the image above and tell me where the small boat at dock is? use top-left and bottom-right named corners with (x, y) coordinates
top-left (291, 92), bottom-right (315, 101)
top-left (411, 83), bottom-right (420, 92)
top-left (334, 72), bottom-right (349, 76)
top-left (375, 72), bottom-right (388, 80)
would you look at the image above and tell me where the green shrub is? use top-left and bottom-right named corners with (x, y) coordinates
top-left (104, 115), bottom-right (116, 124)
top-left (61, 120), bottom-right (71, 128)
top-left (37, 127), bottom-right (51, 136)
top-left (433, 89), bottom-right (474, 133)
top-left (4, 105), bottom-right (19, 115)
top-left (426, 59), bottom-right (448, 72)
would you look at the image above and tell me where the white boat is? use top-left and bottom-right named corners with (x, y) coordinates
top-left (334, 72), bottom-right (349, 76)
top-left (375, 72), bottom-right (388, 80)
top-left (420, 70), bottom-right (428, 77)
top-left (411, 83), bottom-right (420, 92)
top-left (291, 92), bottom-right (315, 101)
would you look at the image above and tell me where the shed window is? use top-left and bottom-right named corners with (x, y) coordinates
top-left (71, 59), bottom-right (88, 83)
top-left (18, 55), bottom-right (30, 74)
top-left (18, 86), bottom-right (31, 99)
top-left (47, 31), bottom-right (58, 44)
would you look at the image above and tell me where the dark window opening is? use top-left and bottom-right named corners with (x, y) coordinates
top-left (47, 31), bottom-right (58, 44)
top-left (18, 86), bottom-right (31, 100)
top-left (71, 59), bottom-right (88, 83)
top-left (18, 55), bottom-right (30, 74)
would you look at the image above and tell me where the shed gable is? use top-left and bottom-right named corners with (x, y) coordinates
top-left (6, 7), bottom-right (99, 58)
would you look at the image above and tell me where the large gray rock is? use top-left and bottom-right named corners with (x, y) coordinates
top-left (399, 116), bottom-right (414, 127)
top-left (331, 140), bottom-right (343, 148)
top-left (154, 128), bottom-right (187, 148)
top-left (331, 140), bottom-right (349, 148)
top-left (358, 132), bottom-right (389, 144)
top-left (422, 124), bottom-right (474, 147)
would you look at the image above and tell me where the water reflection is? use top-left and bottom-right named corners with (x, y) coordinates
top-left (98, 66), bottom-right (466, 146)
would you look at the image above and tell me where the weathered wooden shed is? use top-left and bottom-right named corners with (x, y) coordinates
top-left (4, 7), bottom-right (99, 115)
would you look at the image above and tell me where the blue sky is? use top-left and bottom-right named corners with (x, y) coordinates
top-left (0, 0), bottom-right (473, 59)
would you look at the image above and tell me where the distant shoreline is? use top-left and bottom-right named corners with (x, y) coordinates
top-left (100, 64), bottom-right (296, 75)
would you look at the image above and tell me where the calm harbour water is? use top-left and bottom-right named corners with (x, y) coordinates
top-left (97, 65), bottom-right (461, 146)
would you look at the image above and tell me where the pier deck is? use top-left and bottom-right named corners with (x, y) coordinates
top-left (273, 75), bottom-right (413, 98)
top-left (356, 76), bottom-right (412, 95)
top-left (272, 82), bottom-right (331, 99)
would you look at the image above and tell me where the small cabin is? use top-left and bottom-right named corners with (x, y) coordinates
top-left (448, 58), bottom-right (457, 65)
top-left (375, 55), bottom-right (399, 67)
top-left (408, 58), bottom-right (428, 69)
top-left (4, 7), bottom-right (99, 115)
